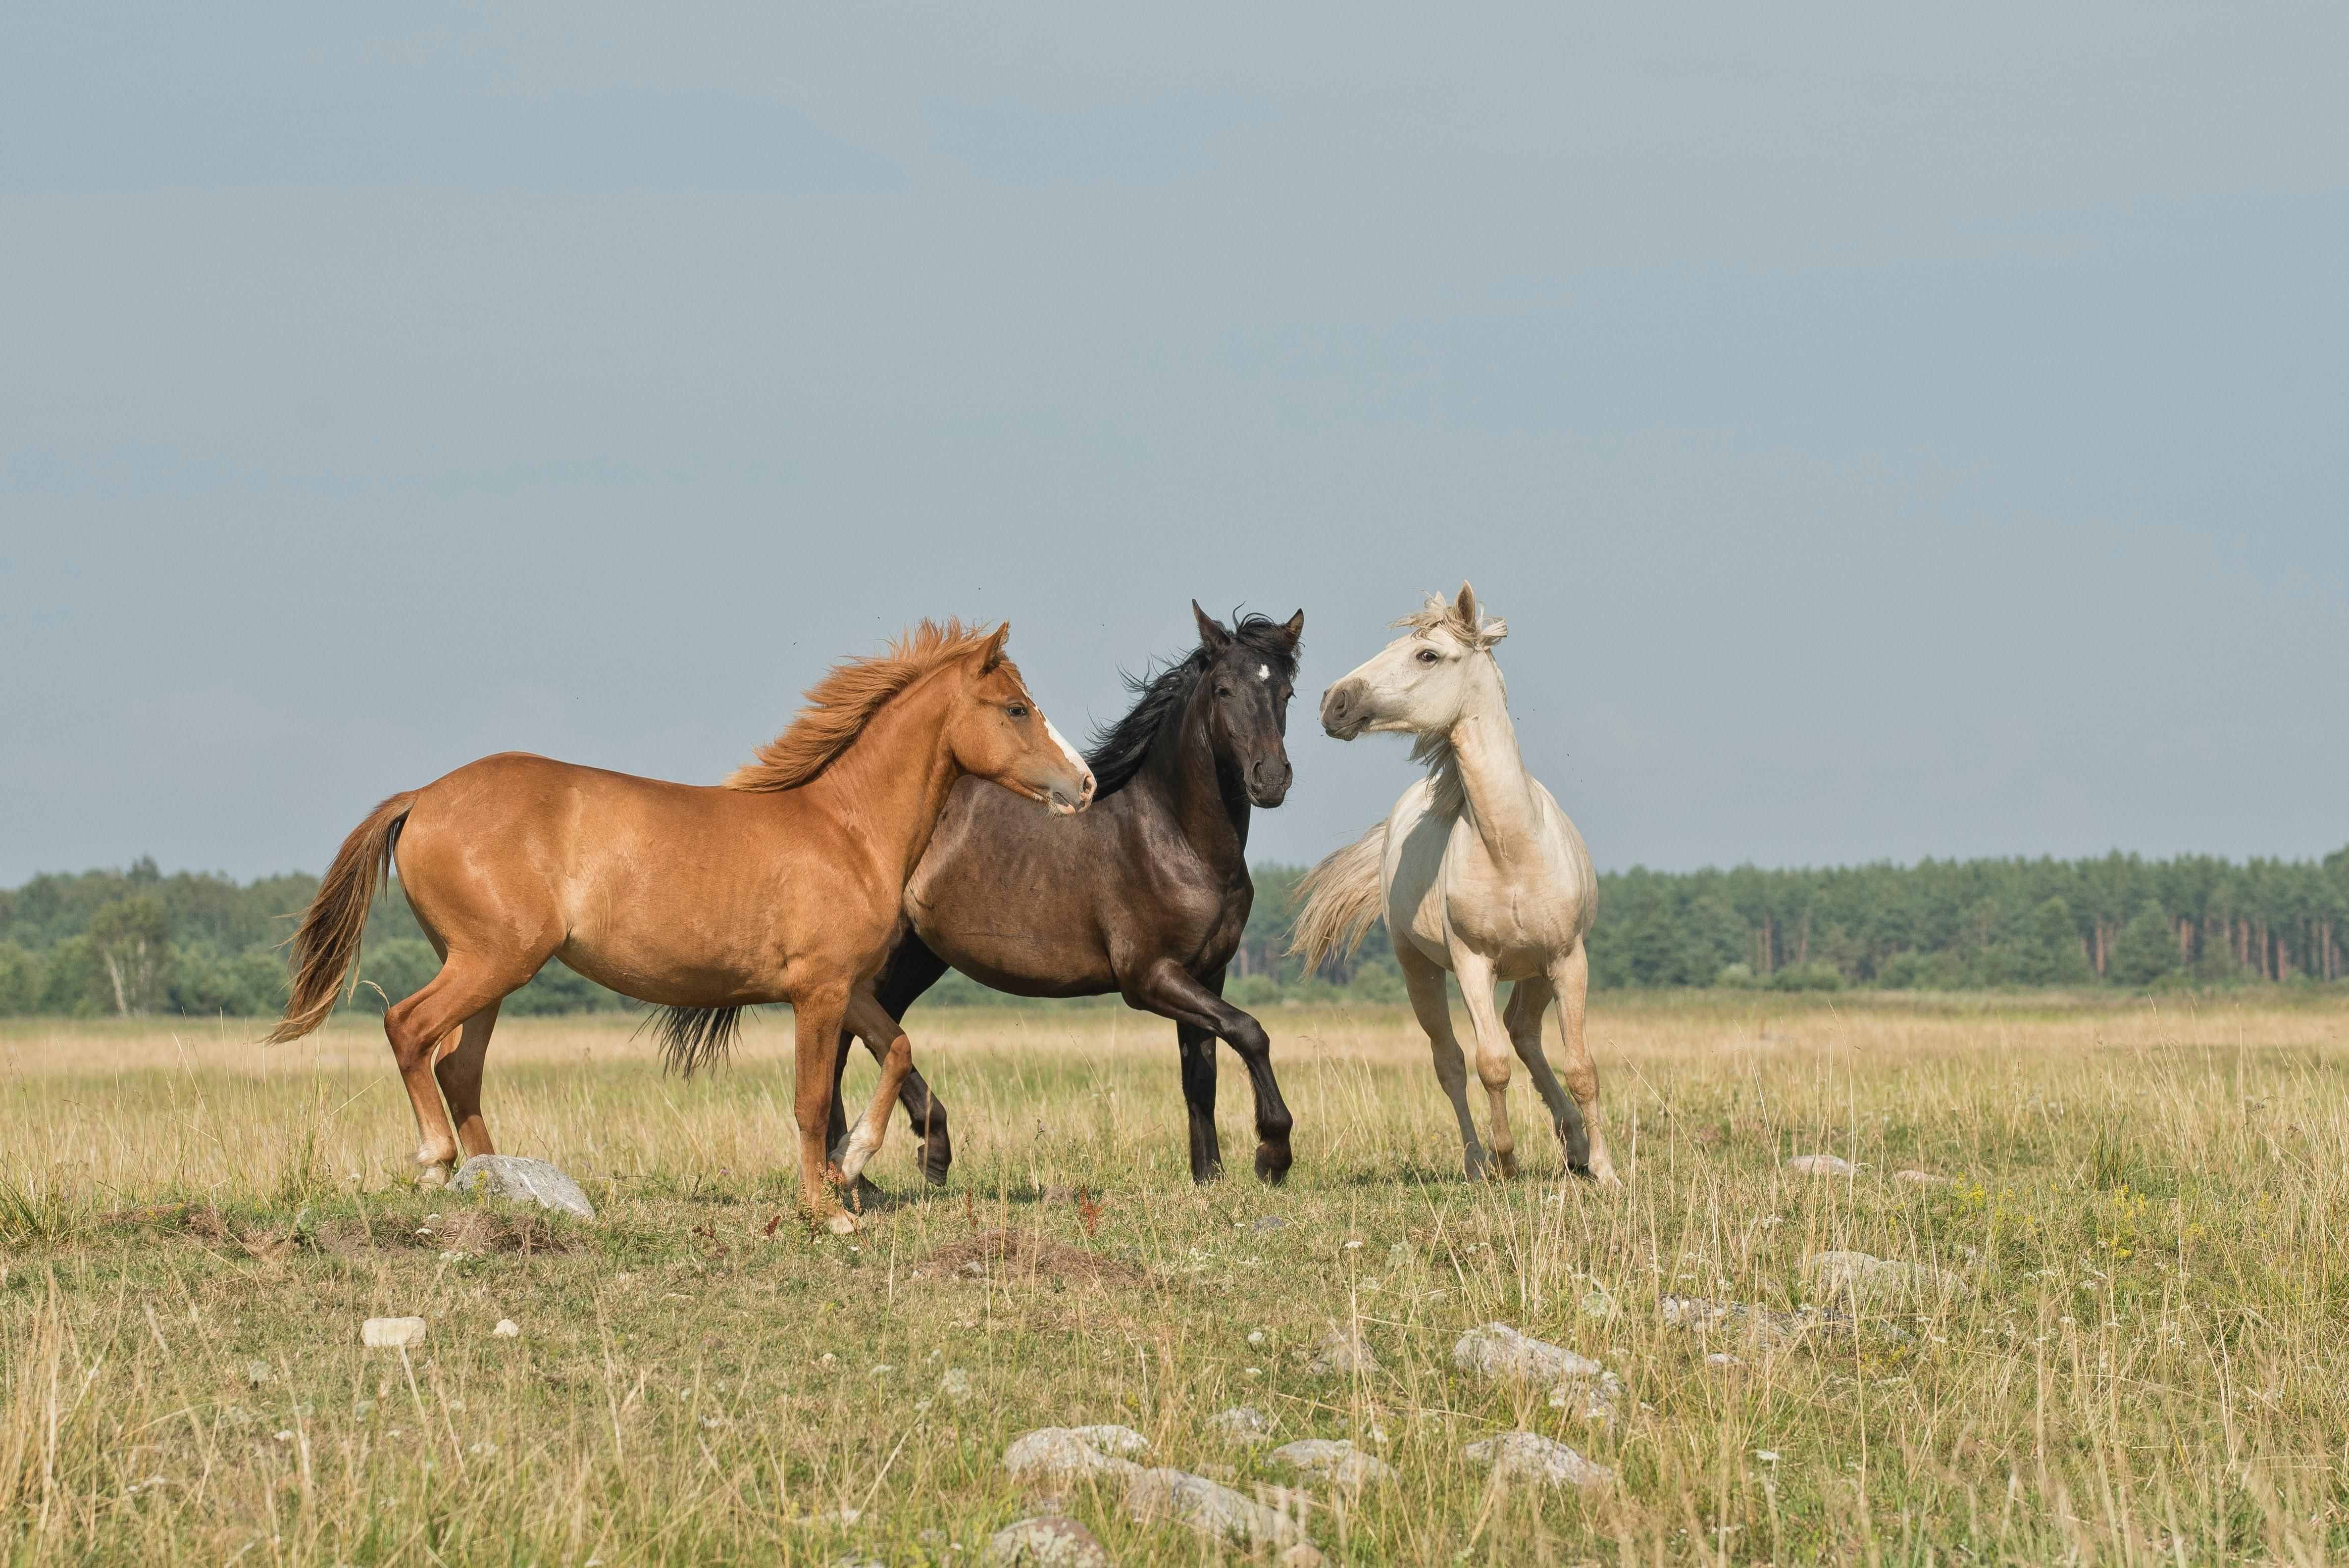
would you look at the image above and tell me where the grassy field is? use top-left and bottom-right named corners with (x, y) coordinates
top-left (3, 992), bottom-right (2347, 1565)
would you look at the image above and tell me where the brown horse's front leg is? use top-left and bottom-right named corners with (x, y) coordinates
top-left (1127, 961), bottom-right (1295, 1185)
top-left (791, 989), bottom-right (853, 1218)
top-left (835, 988), bottom-right (915, 1188)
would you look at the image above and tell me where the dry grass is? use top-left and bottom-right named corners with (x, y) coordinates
top-left (3, 991), bottom-right (2347, 1564)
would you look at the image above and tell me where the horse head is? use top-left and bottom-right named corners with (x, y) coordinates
top-left (1319, 582), bottom-right (1507, 742)
top-left (1192, 601), bottom-right (1304, 807)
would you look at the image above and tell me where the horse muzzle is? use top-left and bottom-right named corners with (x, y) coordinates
top-left (1246, 755), bottom-right (1293, 808)
top-left (1319, 679), bottom-right (1369, 740)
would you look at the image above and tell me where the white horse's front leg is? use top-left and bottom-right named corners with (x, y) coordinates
top-left (1398, 943), bottom-right (1484, 1178)
top-left (1449, 945), bottom-right (1518, 1179)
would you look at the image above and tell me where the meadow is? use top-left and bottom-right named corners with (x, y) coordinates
top-left (3, 992), bottom-right (2346, 1565)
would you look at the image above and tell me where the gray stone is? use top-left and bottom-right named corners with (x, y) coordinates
top-left (1456, 1323), bottom-right (1623, 1420)
top-left (1123, 1467), bottom-right (1310, 1548)
top-left (1805, 1249), bottom-right (1970, 1303)
top-left (1306, 1328), bottom-right (1380, 1377)
top-left (1659, 1293), bottom-right (1855, 1347)
top-left (1003, 1427), bottom-right (1148, 1485)
top-left (1267, 1438), bottom-right (1397, 1489)
top-left (450, 1154), bottom-right (596, 1220)
top-left (1463, 1431), bottom-right (1613, 1489)
top-left (361, 1316), bottom-right (427, 1349)
top-left (982, 1515), bottom-right (1112, 1568)
top-left (1784, 1153), bottom-right (1855, 1177)
top-left (1250, 1215), bottom-right (1288, 1233)
top-left (1276, 1547), bottom-right (1327, 1568)
top-left (1206, 1405), bottom-right (1275, 1444)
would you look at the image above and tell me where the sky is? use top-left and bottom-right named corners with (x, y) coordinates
top-left (2, 4), bottom-right (2343, 887)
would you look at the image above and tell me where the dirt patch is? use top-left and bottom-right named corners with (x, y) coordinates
top-left (925, 1228), bottom-right (1146, 1287)
top-left (307, 1211), bottom-right (573, 1256)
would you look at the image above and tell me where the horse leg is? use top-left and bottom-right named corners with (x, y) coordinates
top-left (384, 958), bottom-right (525, 1185)
top-left (431, 1001), bottom-right (503, 1160)
top-left (830, 937), bottom-right (954, 1185)
top-left (834, 987), bottom-right (916, 1189)
top-left (791, 986), bottom-right (853, 1218)
top-left (1398, 943), bottom-right (1485, 1179)
top-left (1448, 945), bottom-right (1518, 1179)
top-left (1502, 976), bottom-right (1581, 1163)
top-left (1548, 943), bottom-right (1618, 1186)
top-left (1176, 1020), bottom-right (1223, 1183)
top-left (1126, 960), bottom-right (1293, 1185)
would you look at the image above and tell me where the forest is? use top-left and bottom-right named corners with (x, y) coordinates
top-left (2, 846), bottom-right (2344, 1019)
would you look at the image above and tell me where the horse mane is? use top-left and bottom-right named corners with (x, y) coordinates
top-left (1084, 613), bottom-right (1300, 799)
top-left (725, 619), bottom-right (999, 792)
top-left (1394, 591), bottom-right (1507, 647)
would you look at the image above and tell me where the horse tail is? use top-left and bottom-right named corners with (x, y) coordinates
top-left (268, 791), bottom-right (417, 1043)
top-left (1291, 819), bottom-right (1389, 975)
top-left (646, 1006), bottom-right (745, 1078)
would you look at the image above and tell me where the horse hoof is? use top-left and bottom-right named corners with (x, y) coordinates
top-left (418, 1164), bottom-right (451, 1188)
top-left (826, 1212), bottom-right (858, 1236)
top-left (1253, 1145), bottom-right (1292, 1186)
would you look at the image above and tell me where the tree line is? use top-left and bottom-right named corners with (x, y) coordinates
top-left (2, 846), bottom-right (2343, 1019)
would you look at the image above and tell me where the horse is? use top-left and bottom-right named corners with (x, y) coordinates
top-left (268, 621), bottom-right (1095, 1216)
top-left (818, 603), bottom-right (1305, 1186)
top-left (1293, 585), bottom-right (1616, 1184)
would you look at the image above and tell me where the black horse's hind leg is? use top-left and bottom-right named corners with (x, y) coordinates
top-left (1128, 960), bottom-right (1293, 1185)
top-left (1176, 1020), bottom-right (1223, 1182)
top-left (829, 934), bottom-right (956, 1186)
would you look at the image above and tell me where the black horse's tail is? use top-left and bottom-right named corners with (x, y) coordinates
top-left (644, 1006), bottom-right (744, 1077)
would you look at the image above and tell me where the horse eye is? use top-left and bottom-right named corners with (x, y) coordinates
top-left (1215, 685), bottom-right (1233, 698)
top-left (1006, 703), bottom-right (1028, 719)
top-left (1416, 649), bottom-right (1439, 664)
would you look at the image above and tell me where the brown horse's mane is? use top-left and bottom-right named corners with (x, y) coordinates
top-left (725, 619), bottom-right (1001, 793)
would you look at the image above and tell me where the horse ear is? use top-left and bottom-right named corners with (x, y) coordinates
top-left (1281, 609), bottom-right (1304, 643)
top-left (1191, 600), bottom-right (1233, 652)
top-left (980, 623), bottom-right (1010, 672)
top-left (1455, 582), bottom-right (1478, 627)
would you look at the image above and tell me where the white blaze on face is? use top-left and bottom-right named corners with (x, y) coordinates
top-left (1041, 714), bottom-right (1094, 809)
top-left (1258, 664), bottom-right (1270, 680)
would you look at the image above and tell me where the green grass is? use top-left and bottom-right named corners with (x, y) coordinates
top-left (4, 994), bottom-right (2347, 1564)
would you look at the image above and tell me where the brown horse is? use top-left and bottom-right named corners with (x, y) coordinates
top-left (269, 621), bottom-right (1094, 1215)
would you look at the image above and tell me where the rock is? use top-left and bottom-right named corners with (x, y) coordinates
top-left (1306, 1328), bottom-right (1380, 1376)
top-left (1455, 1323), bottom-right (1623, 1420)
top-left (1251, 1215), bottom-right (1288, 1233)
top-left (1267, 1438), bottom-right (1397, 1488)
top-left (1704, 1352), bottom-right (1743, 1371)
top-left (491, 1318), bottom-right (521, 1338)
top-left (1785, 1154), bottom-right (1855, 1177)
top-left (450, 1155), bottom-right (596, 1220)
top-left (1276, 1547), bottom-right (1327, 1568)
top-left (941, 1367), bottom-right (975, 1402)
top-left (1453, 1322), bottom-right (1604, 1385)
top-left (1003, 1426), bottom-right (1149, 1485)
top-left (1463, 1431), bottom-right (1613, 1489)
top-left (1124, 1466), bottom-right (1309, 1548)
top-left (1660, 1294), bottom-right (1855, 1347)
top-left (362, 1317), bottom-right (427, 1349)
top-left (1894, 1169), bottom-right (1949, 1185)
top-left (1805, 1250), bottom-right (1970, 1303)
top-left (1207, 1405), bottom-right (1275, 1444)
top-left (982, 1515), bottom-right (1112, 1568)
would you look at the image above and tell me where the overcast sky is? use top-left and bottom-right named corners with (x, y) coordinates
top-left (3, 4), bottom-right (2343, 887)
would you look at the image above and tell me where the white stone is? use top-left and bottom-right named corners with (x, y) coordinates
top-left (1124, 1466), bottom-right (1310, 1547)
top-left (1463, 1431), bottom-right (1613, 1489)
top-left (1206, 1405), bottom-right (1275, 1444)
top-left (1267, 1438), bottom-right (1397, 1488)
top-left (362, 1317), bottom-right (427, 1349)
top-left (1003, 1426), bottom-right (1149, 1485)
top-left (1894, 1169), bottom-right (1949, 1185)
top-left (1805, 1249), bottom-right (1970, 1302)
top-left (1785, 1153), bottom-right (1855, 1176)
top-left (492, 1319), bottom-right (521, 1338)
top-left (981, 1515), bottom-right (1112, 1568)
top-left (450, 1154), bottom-right (597, 1220)
top-left (1306, 1327), bottom-right (1379, 1376)
top-left (1453, 1322), bottom-right (1604, 1385)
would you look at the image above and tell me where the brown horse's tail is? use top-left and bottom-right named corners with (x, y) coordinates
top-left (1291, 819), bottom-right (1389, 976)
top-left (267, 791), bottom-right (418, 1043)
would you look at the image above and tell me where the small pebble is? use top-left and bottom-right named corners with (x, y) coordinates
top-left (492, 1319), bottom-right (521, 1338)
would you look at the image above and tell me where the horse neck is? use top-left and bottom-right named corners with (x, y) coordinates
top-left (1439, 657), bottom-right (1543, 858)
top-left (799, 670), bottom-right (968, 886)
top-left (1145, 676), bottom-right (1250, 866)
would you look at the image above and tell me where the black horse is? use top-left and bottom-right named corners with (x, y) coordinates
top-left (828, 602), bottom-right (1304, 1185)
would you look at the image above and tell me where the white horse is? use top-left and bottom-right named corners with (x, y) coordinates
top-left (1294, 584), bottom-right (1616, 1184)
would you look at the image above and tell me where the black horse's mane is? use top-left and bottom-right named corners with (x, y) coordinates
top-left (1083, 613), bottom-right (1298, 800)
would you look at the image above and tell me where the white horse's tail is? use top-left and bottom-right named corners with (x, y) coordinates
top-left (1291, 821), bottom-right (1388, 975)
